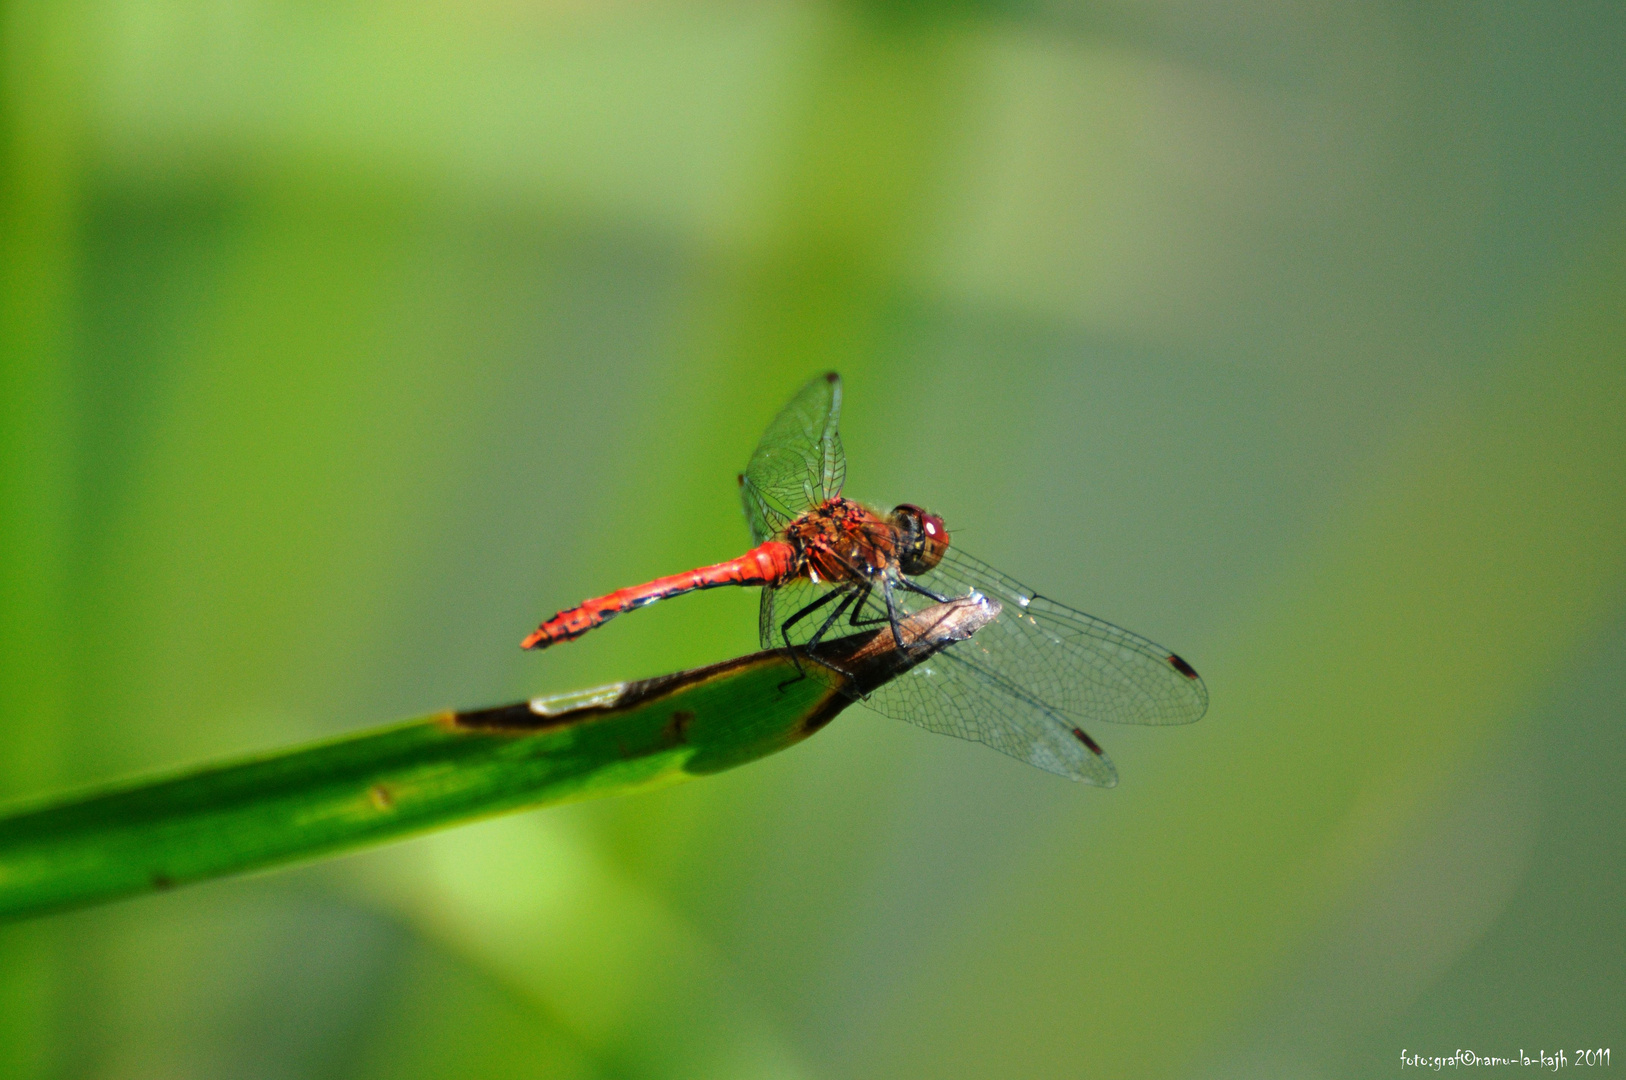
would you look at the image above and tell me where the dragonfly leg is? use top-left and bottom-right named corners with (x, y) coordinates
top-left (897, 577), bottom-right (953, 605)
top-left (801, 590), bottom-right (858, 653)
top-left (773, 586), bottom-right (852, 692)
top-left (880, 576), bottom-right (907, 655)
top-left (845, 579), bottom-right (885, 628)
top-left (776, 586), bottom-right (846, 648)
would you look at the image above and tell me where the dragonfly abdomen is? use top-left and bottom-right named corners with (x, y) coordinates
top-left (521, 540), bottom-right (798, 649)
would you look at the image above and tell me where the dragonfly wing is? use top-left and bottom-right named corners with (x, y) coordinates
top-left (764, 574), bottom-right (1115, 783)
top-left (861, 640), bottom-right (1121, 785)
top-left (740, 372), bottom-right (846, 544)
top-left (741, 478), bottom-right (791, 549)
top-left (911, 547), bottom-right (1210, 727)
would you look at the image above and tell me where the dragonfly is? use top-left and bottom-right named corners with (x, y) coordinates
top-left (523, 372), bottom-right (1207, 784)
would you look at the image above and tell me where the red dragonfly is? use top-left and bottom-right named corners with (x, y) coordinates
top-left (523, 372), bottom-right (1207, 784)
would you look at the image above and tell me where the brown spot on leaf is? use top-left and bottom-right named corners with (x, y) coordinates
top-left (662, 710), bottom-right (694, 748)
top-left (369, 784), bottom-right (394, 811)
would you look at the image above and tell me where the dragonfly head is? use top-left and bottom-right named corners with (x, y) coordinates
top-left (889, 504), bottom-right (950, 575)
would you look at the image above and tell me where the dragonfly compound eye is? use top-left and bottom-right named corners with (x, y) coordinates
top-left (890, 504), bottom-right (950, 575)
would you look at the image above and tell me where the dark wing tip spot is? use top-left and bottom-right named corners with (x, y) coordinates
top-left (1169, 653), bottom-right (1199, 679)
top-left (737, 473), bottom-right (745, 487)
top-left (1070, 727), bottom-right (1105, 756)
top-left (824, 371), bottom-right (839, 383)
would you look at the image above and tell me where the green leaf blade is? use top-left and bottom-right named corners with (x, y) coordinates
top-left (0, 651), bottom-right (839, 921)
top-left (0, 594), bottom-right (998, 921)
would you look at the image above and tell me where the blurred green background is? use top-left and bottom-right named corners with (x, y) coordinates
top-left (3, 1), bottom-right (1623, 1077)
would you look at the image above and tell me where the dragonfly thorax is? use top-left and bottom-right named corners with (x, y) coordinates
top-left (781, 497), bottom-right (951, 585)
top-left (784, 497), bottom-right (901, 584)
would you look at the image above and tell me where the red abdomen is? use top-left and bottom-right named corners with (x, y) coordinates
top-left (521, 540), bottom-right (798, 650)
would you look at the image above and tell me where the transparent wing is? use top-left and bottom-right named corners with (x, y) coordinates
top-left (911, 547), bottom-right (1210, 728)
top-left (740, 372), bottom-right (846, 544)
top-left (863, 644), bottom-right (1121, 785)
top-left (761, 572), bottom-right (1121, 784)
top-left (758, 544), bottom-right (1206, 784)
